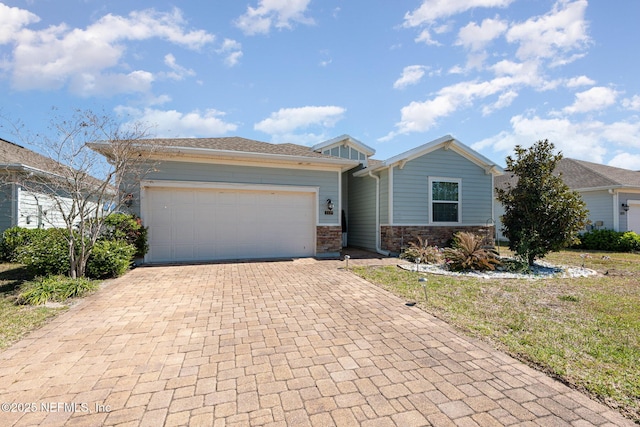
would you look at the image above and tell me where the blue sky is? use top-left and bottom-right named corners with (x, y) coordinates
top-left (1, 0), bottom-right (639, 169)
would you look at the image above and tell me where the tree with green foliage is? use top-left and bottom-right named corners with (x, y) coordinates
top-left (496, 140), bottom-right (589, 265)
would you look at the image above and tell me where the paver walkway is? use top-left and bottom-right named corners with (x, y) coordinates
top-left (0, 257), bottom-right (633, 426)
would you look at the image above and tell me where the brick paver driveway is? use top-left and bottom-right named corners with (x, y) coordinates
top-left (0, 257), bottom-right (633, 426)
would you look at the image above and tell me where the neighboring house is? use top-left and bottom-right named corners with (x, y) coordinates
top-left (494, 158), bottom-right (640, 240)
top-left (0, 138), bottom-right (75, 232)
top-left (90, 134), bottom-right (504, 264)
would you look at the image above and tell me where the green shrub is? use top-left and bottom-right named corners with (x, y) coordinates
top-left (18, 275), bottom-right (98, 305)
top-left (101, 213), bottom-right (148, 258)
top-left (499, 258), bottom-right (531, 274)
top-left (443, 232), bottom-right (501, 272)
top-left (86, 240), bottom-right (136, 279)
top-left (575, 229), bottom-right (640, 252)
top-left (619, 231), bottom-right (640, 252)
top-left (400, 236), bottom-right (442, 264)
top-left (16, 228), bottom-right (70, 276)
top-left (57, 276), bottom-right (98, 299)
top-left (0, 227), bottom-right (47, 262)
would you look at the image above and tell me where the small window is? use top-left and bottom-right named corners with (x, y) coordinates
top-left (429, 178), bottom-right (461, 223)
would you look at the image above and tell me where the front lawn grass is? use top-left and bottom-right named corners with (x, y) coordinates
top-left (0, 263), bottom-right (66, 351)
top-left (351, 249), bottom-right (640, 423)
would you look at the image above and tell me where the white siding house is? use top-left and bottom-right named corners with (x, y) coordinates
top-left (0, 138), bottom-right (103, 234)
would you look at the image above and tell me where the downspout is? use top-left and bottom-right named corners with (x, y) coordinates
top-left (368, 171), bottom-right (391, 256)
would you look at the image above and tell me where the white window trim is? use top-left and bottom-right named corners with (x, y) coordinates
top-left (428, 177), bottom-right (462, 225)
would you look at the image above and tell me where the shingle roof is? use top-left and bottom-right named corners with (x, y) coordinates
top-left (0, 137), bottom-right (108, 190)
top-left (495, 157), bottom-right (640, 191)
top-left (562, 158), bottom-right (640, 188)
top-left (0, 137), bottom-right (67, 175)
top-left (136, 137), bottom-right (338, 160)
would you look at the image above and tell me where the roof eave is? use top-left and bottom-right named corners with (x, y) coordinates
top-left (576, 185), bottom-right (640, 192)
top-left (0, 163), bottom-right (61, 179)
top-left (352, 164), bottom-right (384, 177)
top-left (90, 143), bottom-right (360, 170)
top-left (353, 135), bottom-right (504, 177)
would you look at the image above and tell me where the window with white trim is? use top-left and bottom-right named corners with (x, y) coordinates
top-left (429, 178), bottom-right (461, 223)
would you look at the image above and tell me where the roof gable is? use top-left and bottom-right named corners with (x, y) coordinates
top-left (361, 135), bottom-right (503, 176)
top-left (312, 134), bottom-right (376, 157)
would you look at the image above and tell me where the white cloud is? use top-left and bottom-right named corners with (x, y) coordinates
top-left (162, 54), bottom-right (195, 80)
top-left (235, 0), bottom-right (314, 35)
top-left (217, 38), bottom-right (243, 67)
top-left (456, 18), bottom-right (508, 51)
top-left (4, 7), bottom-right (214, 95)
top-left (622, 95), bottom-right (640, 111)
top-left (506, 0), bottom-right (590, 62)
top-left (0, 3), bottom-right (39, 44)
top-left (383, 75), bottom-right (530, 140)
top-left (69, 70), bottom-right (155, 97)
top-left (562, 86), bottom-right (618, 114)
top-left (415, 29), bottom-right (440, 45)
top-left (404, 0), bottom-right (514, 27)
top-left (393, 65), bottom-right (428, 89)
top-left (117, 106), bottom-right (238, 137)
top-left (608, 153), bottom-right (640, 170)
top-left (472, 114), bottom-right (640, 165)
top-left (482, 90), bottom-right (517, 115)
top-left (319, 49), bottom-right (332, 67)
top-left (566, 75), bottom-right (595, 87)
top-left (254, 106), bottom-right (345, 135)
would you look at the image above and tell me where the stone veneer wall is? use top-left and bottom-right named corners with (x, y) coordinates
top-left (316, 226), bottom-right (342, 254)
top-left (381, 225), bottom-right (495, 253)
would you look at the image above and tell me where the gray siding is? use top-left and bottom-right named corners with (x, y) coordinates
top-left (0, 184), bottom-right (13, 232)
top-left (580, 190), bottom-right (613, 230)
top-left (136, 161), bottom-right (340, 224)
top-left (393, 148), bottom-right (493, 225)
top-left (347, 172), bottom-right (377, 250)
top-left (379, 169), bottom-right (389, 225)
top-left (341, 170), bottom-right (349, 222)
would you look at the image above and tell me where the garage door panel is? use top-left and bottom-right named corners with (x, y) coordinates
top-left (172, 190), bottom-right (195, 205)
top-left (145, 186), bottom-right (315, 263)
top-left (628, 203), bottom-right (640, 233)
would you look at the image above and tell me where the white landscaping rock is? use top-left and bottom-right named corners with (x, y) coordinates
top-left (399, 260), bottom-right (597, 279)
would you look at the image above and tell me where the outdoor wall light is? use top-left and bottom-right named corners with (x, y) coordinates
top-left (622, 203), bottom-right (630, 212)
top-left (326, 198), bottom-right (334, 211)
top-left (124, 193), bottom-right (134, 208)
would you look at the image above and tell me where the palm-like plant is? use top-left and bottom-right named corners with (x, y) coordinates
top-left (400, 236), bottom-right (442, 264)
top-left (443, 232), bottom-right (501, 271)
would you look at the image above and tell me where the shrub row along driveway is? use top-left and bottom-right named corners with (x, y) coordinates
top-left (0, 258), bottom-right (633, 426)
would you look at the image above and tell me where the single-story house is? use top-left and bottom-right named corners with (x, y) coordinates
top-left (494, 158), bottom-right (640, 240)
top-left (0, 138), bottom-right (81, 231)
top-left (90, 134), bottom-right (504, 263)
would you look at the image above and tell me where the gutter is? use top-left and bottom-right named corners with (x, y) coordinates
top-left (368, 170), bottom-right (391, 256)
top-left (0, 163), bottom-right (63, 180)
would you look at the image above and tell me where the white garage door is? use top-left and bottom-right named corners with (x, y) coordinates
top-left (628, 201), bottom-right (640, 234)
top-left (144, 186), bottom-right (315, 263)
